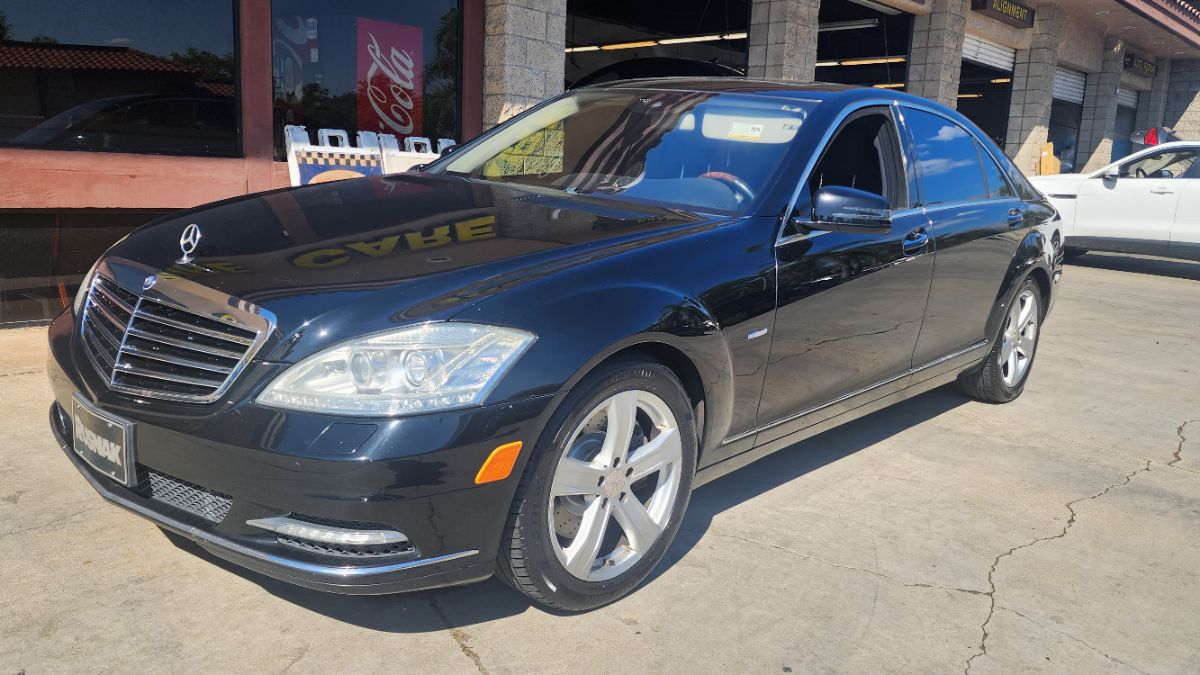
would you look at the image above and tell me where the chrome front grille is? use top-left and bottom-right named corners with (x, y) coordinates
top-left (80, 274), bottom-right (264, 403)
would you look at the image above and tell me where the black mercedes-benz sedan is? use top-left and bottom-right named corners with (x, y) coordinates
top-left (48, 79), bottom-right (1062, 611)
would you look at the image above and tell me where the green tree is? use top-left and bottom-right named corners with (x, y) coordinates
top-left (0, 11), bottom-right (11, 42)
top-left (30, 35), bottom-right (59, 44)
top-left (170, 47), bottom-right (236, 83)
top-left (423, 8), bottom-right (460, 141)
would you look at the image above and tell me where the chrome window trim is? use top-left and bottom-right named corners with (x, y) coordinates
top-left (722, 339), bottom-right (989, 444)
top-left (79, 257), bottom-right (276, 404)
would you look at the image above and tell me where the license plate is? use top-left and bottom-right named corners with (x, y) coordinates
top-left (71, 394), bottom-right (136, 487)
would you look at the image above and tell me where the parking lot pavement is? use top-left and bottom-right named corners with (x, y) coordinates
top-left (2, 253), bottom-right (1198, 674)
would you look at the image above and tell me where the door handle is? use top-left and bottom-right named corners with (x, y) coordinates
top-left (1150, 187), bottom-right (1175, 195)
top-left (902, 228), bottom-right (929, 255)
top-left (1007, 208), bottom-right (1023, 227)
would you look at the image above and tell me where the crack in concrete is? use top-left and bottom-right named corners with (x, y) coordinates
top-left (0, 367), bottom-right (45, 379)
top-left (702, 529), bottom-right (988, 598)
top-left (997, 606), bottom-right (1150, 675)
top-left (427, 591), bottom-right (490, 675)
top-left (1169, 419), bottom-right (1195, 467)
top-left (0, 505), bottom-right (107, 539)
top-left (278, 643), bottom-right (310, 674)
top-left (963, 460), bottom-right (1151, 674)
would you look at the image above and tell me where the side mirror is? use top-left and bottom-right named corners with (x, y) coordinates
top-left (804, 185), bottom-right (892, 234)
top-left (1102, 165), bottom-right (1121, 179)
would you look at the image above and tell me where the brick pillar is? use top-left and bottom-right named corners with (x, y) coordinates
top-left (1135, 57), bottom-right (1172, 134)
top-left (1165, 59), bottom-right (1200, 139)
top-left (483, 0), bottom-right (566, 129)
top-left (906, 0), bottom-right (969, 107)
top-left (1077, 36), bottom-right (1126, 172)
top-left (1004, 4), bottom-right (1064, 172)
top-left (746, 0), bottom-right (820, 81)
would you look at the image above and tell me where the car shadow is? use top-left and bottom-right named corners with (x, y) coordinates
top-left (1068, 252), bottom-right (1200, 281)
top-left (161, 384), bottom-right (970, 632)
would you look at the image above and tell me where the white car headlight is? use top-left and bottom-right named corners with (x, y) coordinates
top-left (256, 322), bottom-right (535, 416)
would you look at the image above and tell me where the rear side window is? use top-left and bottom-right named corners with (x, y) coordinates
top-left (976, 141), bottom-right (1015, 199)
top-left (903, 108), bottom-right (988, 206)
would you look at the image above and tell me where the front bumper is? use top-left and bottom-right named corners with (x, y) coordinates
top-left (47, 310), bottom-right (561, 595)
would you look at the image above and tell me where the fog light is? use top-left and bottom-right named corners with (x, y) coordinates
top-left (246, 516), bottom-right (409, 546)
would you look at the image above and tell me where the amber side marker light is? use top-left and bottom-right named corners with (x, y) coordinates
top-left (475, 441), bottom-right (524, 484)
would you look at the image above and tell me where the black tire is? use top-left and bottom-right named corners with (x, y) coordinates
top-left (496, 357), bottom-right (697, 611)
top-left (960, 277), bottom-right (1044, 403)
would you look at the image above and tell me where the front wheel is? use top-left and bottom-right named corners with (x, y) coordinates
top-left (960, 279), bottom-right (1043, 403)
top-left (496, 358), bottom-right (696, 611)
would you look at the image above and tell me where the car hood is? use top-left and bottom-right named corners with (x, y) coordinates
top-left (1028, 173), bottom-right (1088, 196)
top-left (106, 174), bottom-right (717, 357)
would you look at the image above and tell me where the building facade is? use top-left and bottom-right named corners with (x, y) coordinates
top-left (1, 0), bottom-right (1199, 324)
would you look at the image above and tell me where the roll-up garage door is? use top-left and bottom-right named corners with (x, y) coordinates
top-left (1117, 88), bottom-right (1140, 109)
top-left (1053, 68), bottom-right (1087, 104)
top-left (962, 35), bottom-right (1016, 71)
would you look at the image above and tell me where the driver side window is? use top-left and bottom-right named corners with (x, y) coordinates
top-left (807, 111), bottom-right (906, 210)
top-left (1120, 150), bottom-right (1199, 179)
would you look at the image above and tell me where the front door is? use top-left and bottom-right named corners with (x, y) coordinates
top-left (755, 108), bottom-right (934, 446)
top-left (1074, 147), bottom-right (1199, 254)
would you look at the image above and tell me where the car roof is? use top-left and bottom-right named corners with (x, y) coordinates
top-left (591, 77), bottom-right (934, 106)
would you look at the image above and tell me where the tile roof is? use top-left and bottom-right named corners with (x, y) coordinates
top-left (0, 42), bottom-right (193, 73)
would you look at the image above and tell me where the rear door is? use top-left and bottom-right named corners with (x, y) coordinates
top-left (1169, 160), bottom-right (1200, 261)
top-left (754, 106), bottom-right (935, 445)
top-left (899, 106), bottom-right (1026, 367)
top-left (1073, 147), bottom-right (1199, 255)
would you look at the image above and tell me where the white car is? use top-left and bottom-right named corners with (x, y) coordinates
top-left (1030, 141), bottom-right (1200, 261)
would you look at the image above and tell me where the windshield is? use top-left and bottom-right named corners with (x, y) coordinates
top-left (437, 89), bottom-right (816, 214)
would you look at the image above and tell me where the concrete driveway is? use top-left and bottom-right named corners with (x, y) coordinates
top-left (2, 254), bottom-right (1198, 674)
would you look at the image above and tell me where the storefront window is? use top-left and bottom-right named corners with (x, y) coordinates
top-left (271, 0), bottom-right (461, 158)
top-left (0, 1), bottom-right (239, 156)
top-left (0, 210), bottom-right (171, 325)
top-left (1048, 99), bottom-right (1082, 173)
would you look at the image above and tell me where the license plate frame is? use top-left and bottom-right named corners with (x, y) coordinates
top-left (70, 394), bottom-right (136, 487)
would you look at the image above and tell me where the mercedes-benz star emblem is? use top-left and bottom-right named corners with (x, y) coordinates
top-left (179, 223), bottom-right (202, 264)
top-left (142, 275), bottom-right (157, 291)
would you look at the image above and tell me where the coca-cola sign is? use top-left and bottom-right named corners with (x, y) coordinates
top-left (357, 18), bottom-right (424, 139)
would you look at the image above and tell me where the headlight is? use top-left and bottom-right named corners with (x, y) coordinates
top-left (73, 259), bottom-right (101, 315)
top-left (256, 323), bottom-right (535, 416)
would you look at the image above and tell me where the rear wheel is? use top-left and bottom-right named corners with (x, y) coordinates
top-left (496, 358), bottom-right (696, 611)
top-left (960, 279), bottom-right (1042, 403)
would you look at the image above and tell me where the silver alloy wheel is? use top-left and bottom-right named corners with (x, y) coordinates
top-left (999, 288), bottom-right (1039, 387)
top-left (547, 389), bottom-right (684, 582)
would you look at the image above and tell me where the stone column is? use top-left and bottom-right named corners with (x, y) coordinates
top-left (1004, 4), bottom-right (1065, 172)
top-left (746, 0), bottom-right (820, 81)
top-left (483, 0), bottom-right (567, 129)
top-left (1077, 36), bottom-right (1126, 172)
top-left (1165, 59), bottom-right (1200, 139)
top-left (906, 0), bottom-right (969, 107)
top-left (1135, 57), bottom-right (1172, 135)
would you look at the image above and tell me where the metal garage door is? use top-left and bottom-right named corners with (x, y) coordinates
top-left (1053, 68), bottom-right (1087, 104)
top-left (1117, 88), bottom-right (1140, 109)
top-left (962, 35), bottom-right (1016, 71)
